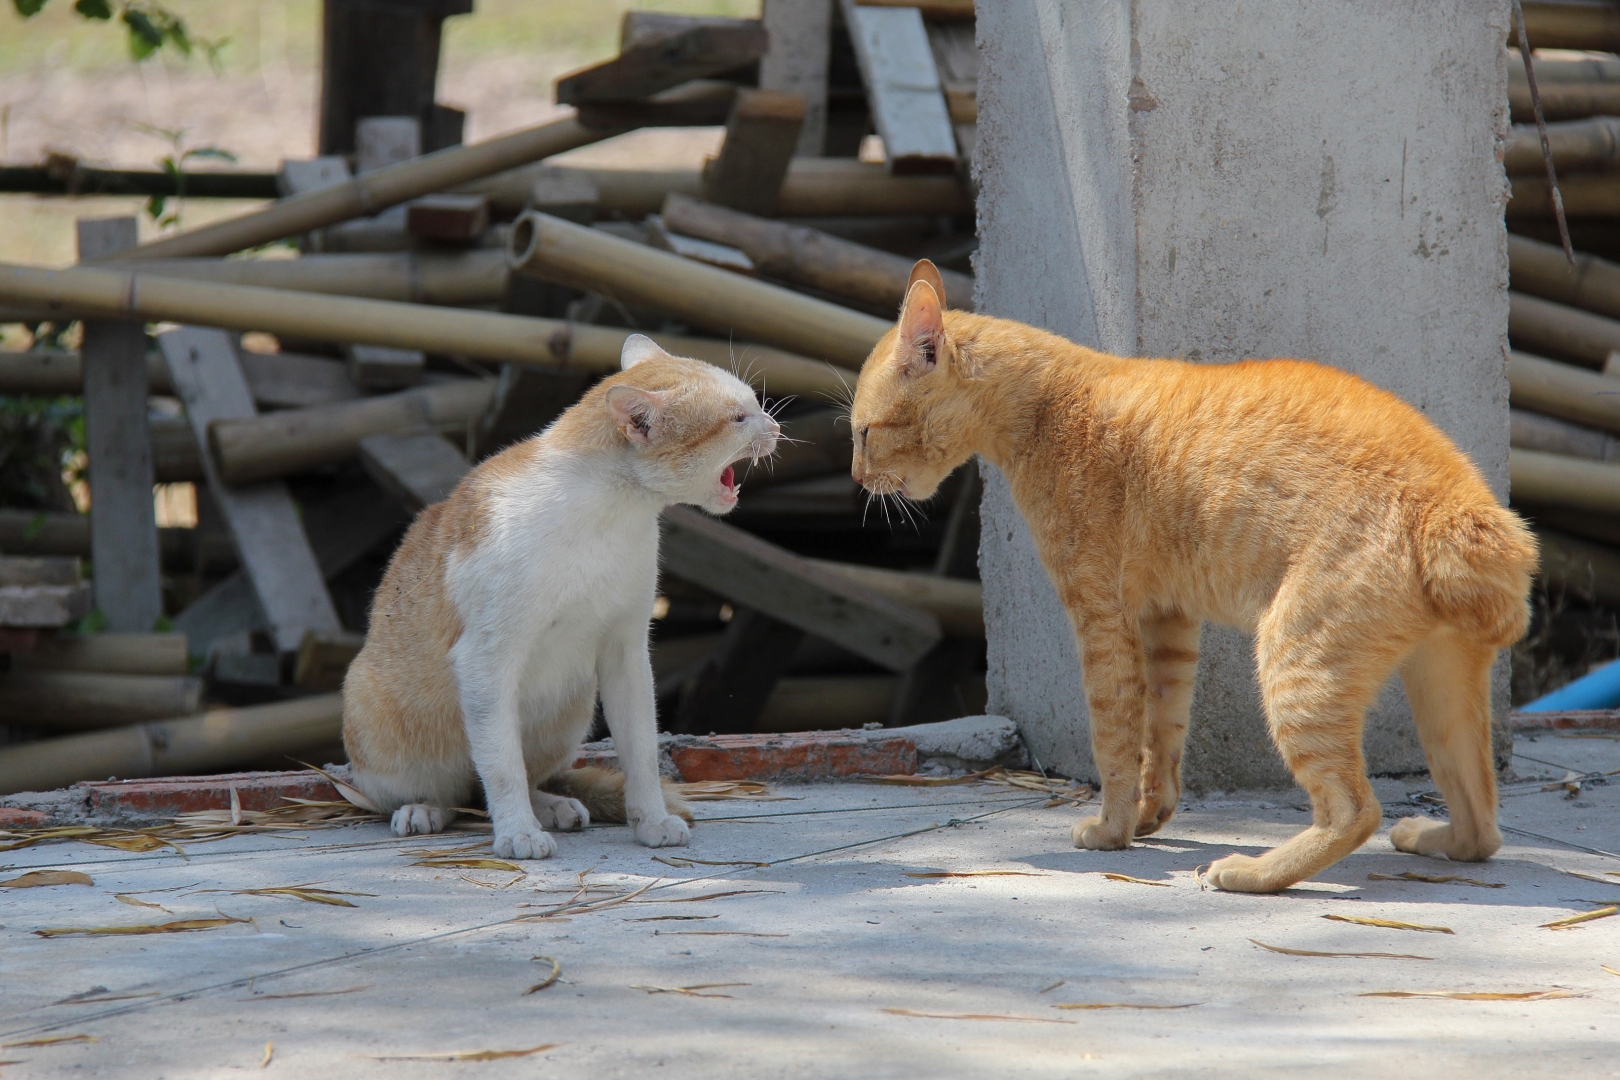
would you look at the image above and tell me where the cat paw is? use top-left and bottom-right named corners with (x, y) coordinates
top-left (1203, 853), bottom-right (1287, 893)
top-left (532, 794), bottom-right (590, 832)
top-left (1135, 802), bottom-right (1175, 837)
top-left (493, 824), bottom-right (558, 861)
top-left (1071, 815), bottom-right (1130, 851)
top-left (391, 804), bottom-right (449, 837)
top-left (633, 814), bottom-right (691, 849)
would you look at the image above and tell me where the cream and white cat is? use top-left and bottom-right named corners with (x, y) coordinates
top-left (342, 335), bottom-right (780, 859)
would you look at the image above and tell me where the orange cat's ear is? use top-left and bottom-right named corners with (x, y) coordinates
top-left (605, 384), bottom-right (664, 445)
top-left (897, 278), bottom-right (944, 378)
top-left (907, 259), bottom-right (947, 310)
top-left (620, 333), bottom-right (669, 370)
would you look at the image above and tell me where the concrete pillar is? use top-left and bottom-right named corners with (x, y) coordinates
top-left (974, 1), bottom-right (1512, 789)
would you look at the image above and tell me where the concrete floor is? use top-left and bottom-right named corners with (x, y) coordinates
top-left (1, 733), bottom-right (1616, 1079)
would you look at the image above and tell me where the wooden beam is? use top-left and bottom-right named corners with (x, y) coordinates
top-left (406, 193), bottom-right (489, 241)
top-left (347, 344), bottom-right (426, 390)
top-left (659, 505), bottom-right (941, 671)
top-left (556, 21), bottom-right (769, 105)
top-left (0, 671), bottom-right (202, 733)
top-left (759, 0), bottom-right (833, 156)
top-left (77, 216), bottom-right (163, 633)
top-left (839, 1), bottom-right (958, 174)
top-left (476, 365), bottom-right (597, 458)
top-left (319, 0), bottom-right (470, 156)
top-left (670, 607), bottom-right (805, 735)
top-left (359, 430), bottom-right (470, 509)
top-left (703, 89), bottom-right (808, 216)
top-left (159, 327), bottom-right (342, 654)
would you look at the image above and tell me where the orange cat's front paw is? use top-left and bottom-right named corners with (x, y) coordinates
top-left (1071, 816), bottom-right (1130, 850)
top-left (1203, 853), bottom-right (1288, 893)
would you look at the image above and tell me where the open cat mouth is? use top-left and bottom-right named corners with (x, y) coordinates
top-left (717, 464), bottom-right (738, 504)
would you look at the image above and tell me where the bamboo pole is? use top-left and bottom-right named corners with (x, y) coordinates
top-left (1509, 174), bottom-right (1620, 218)
top-left (112, 116), bottom-right (616, 261)
top-left (121, 250), bottom-right (510, 306)
top-left (753, 674), bottom-right (897, 733)
top-left (806, 559), bottom-right (983, 638)
top-left (9, 633), bottom-right (189, 676)
top-left (508, 211), bottom-right (891, 366)
top-left (1509, 52), bottom-right (1620, 85)
top-left (464, 157), bottom-right (974, 219)
top-left (1509, 292), bottom-right (1620, 367)
top-left (0, 694), bottom-right (343, 797)
top-left (1509, 234), bottom-right (1620, 321)
top-left (0, 672), bottom-right (201, 732)
top-left (1534, 527), bottom-right (1620, 608)
top-left (1512, 3), bottom-right (1620, 52)
top-left (1508, 350), bottom-right (1620, 433)
top-left (1511, 447), bottom-right (1620, 514)
top-left (1512, 406), bottom-right (1620, 461)
top-left (1503, 117), bottom-right (1620, 176)
top-left (0, 348), bottom-right (172, 395)
top-left (1508, 82), bottom-right (1620, 122)
top-left (0, 261), bottom-right (849, 398)
top-left (660, 193), bottom-right (974, 311)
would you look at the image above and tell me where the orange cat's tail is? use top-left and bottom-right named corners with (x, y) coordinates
top-left (1417, 502), bottom-right (1538, 647)
top-left (540, 766), bottom-right (695, 824)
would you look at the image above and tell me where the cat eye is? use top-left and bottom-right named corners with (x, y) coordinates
top-left (732, 412), bottom-right (747, 423)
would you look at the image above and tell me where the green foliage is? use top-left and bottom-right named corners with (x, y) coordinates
top-left (11, 0), bottom-right (227, 65)
top-left (0, 393), bottom-right (84, 513)
top-left (135, 124), bottom-right (237, 230)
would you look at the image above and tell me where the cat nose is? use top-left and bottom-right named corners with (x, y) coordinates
top-left (851, 459), bottom-right (866, 485)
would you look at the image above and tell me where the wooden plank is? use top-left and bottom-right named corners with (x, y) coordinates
top-left (77, 215), bottom-right (164, 633)
top-left (319, 0), bottom-right (470, 156)
top-left (406, 193), bottom-right (489, 241)
top-left (239, 350), bottom-right (363, 409)
top-left (358, 430), bottom-right (469, 509)
top-left (621, 12), bottom-right (761, 49)
top-left (926, 19), bottom-right (979, 160)
top-left (277, 156), bottom-right (352, 197)
top-left (557, 22), bottom-right (770, 105)
top-left (659, 505), bottom-right (941, 671)
top-left (759, 0), bottom-right (834, 157)
top-left (671, 608), bottom-right (805, 735)
top-left (475, 364), bottom-right (597, 457)
top-left (355, 116), bottom-right (421, 173)
top-left (840, 1), bottom-right (958, 174)
top-left (347, 344), bottom-right (426, 390)
top-left (159, 327), bottom-right (341, 654)
top-left (703, 89), bottom-right (808, 216)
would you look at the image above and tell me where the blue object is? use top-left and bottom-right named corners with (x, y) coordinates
top-left (1521, 655), bottom-right (1620, 712)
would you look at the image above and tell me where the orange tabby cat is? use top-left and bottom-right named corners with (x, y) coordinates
top-left (849, 261), bottom-right (1536, 893)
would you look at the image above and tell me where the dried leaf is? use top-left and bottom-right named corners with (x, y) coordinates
top-left (676, 781), bottom-right (795, 802)
top-left (34, 915), bottom-right (251, 938)
top-left (115, 895), bottom-right (172, 913)
top-left (372, 1044), bottom-right (560, 1062)
top-left (1361, 989), bottom-right (1584, 1001)
top-left (244, 985), bottom-right (369, 1001)
top-left (49, 989), bottom-right (158, 1006)
top-left (85, 833), bottom-right (182, 854)
top-left (632, 983), bottom-right (748, 998)
top-left (903, 870), bottom-right (1046, 879)
top-left (189, 883), bottom-right (375, 907)
top-left (1039, 980), bottom-right (1065, 994)
top-left (1053, 1002), bottom-right (1200, 1011)
top-left (861, 769), bottom-right (997, 786)
top-left (653, 856), bottom-right (770, 869)
top-left (1321, 914), bottom-right (1454, 934)
top-left (1250, 939), bottom-right (1434, 960)
top-left (230, 786), bottom-right (243, 828)
top-left (1541, 906), bottom-right (1618, 930)
top-left (635, 889), bottom-right (783, 904)
top-left (628, 915), bottom-right (720, 923)
top-left (458, 872), bottom-right (525, 889)
top-left (294, 761), bottom-right (382, 814)
top-left (411, 857), bottom-right (524, 873)
top-left (1601, 965), bottom-right (1620, 978)
top-left (402, 841), bottom-right (492, 858)
top-left (1367, 872), bottom-right (1505, 888)
top-left (260, 1041), bottom-right (272, 1068)
top-left (0, 870), bottom-right (93, 889)
top-left (1100, 873), bottom-right (1172, 887)
top-left (883, 1008), bottom-right (1076, 1023)
top-left (1, 1034), bottom-right (97, 1048)
top-left (523, 957), bottom-right (560, 995)
top-left (654, 931), bottom-right (788, 938)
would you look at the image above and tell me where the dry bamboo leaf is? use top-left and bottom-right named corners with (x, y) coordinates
top-left (655, 931), bottom-right (788, 937)
top-left (412, 857), bottom-right (524, 873)
top-left (1541, 905), bottom-right (1618, 930)
top-left (636, 889), bottom-right (784, 904)
top-left (1367, 872), bottom-right (1505, 888)
top-left (653, 856), bottom-right (770, 869)
top-left (627, 915), bottom-right (721, 922)
top-left (245, 985), bottom-right (370, 1001)
top-left (0, 870), bottom-right (92, 889)
top-left (1250, 939), bottom-right (1434, 961)
top-left (1053, 1002), bottom-right (1200, 1011)
top-left (1039, 980), bottom-right (1065, 994)
top-left (523, 956), bottom-right (561, 995)
top-left (1563, 870), bottom-right (1619, 886)
top-left (632, 982), bottom-right (748, 998)
top-left (49, 989), bottom-right (158, 1006)
top-left (85, 833), bottom-right (182, 854)
top-left (232, 887), bottom-right (368, 907)
top-left (861, 769), bottom-right (998, 786)
top-left (260, 1042), bottom-right (272, 1068)
top-left (294, 761), bottom-right (382, 814)
top-left (372, 1043), bottom-right (560, 1062)
top-left (34, 914), bottom-right (251, 938)
top-left (1321, 914), bottom-right (1454, 934)
top-left (883, 1008), bottom-right (1076, 1024)
top-left (1360, 989), bottom-right (1584, 1001)
top-left (1, 1034), bottom-right (97, 1048)
top-left (399, 840), bottom-right (492, 858)
top-left (676, 780), bottom-right (796, 801)
top-left (457, 872), bottom-right (525, 889)
top-left (1100, 873), bottom-right (1172, 887)
top-left (115, 895), bottom-right (171, 913)
top-left (1601, 965), bottom-right (1620, 978)
top-left (903, 870), bottom-right (1046, 879)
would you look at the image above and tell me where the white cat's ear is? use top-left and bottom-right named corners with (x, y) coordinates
top-left (605, 384), bottom-right (664, 445)
top-left (620, 333), bottom-right (669, 370)
top-left (907, 259), bottom-right (947, 310)
top-left (897, 278), bottom-right (944, 378)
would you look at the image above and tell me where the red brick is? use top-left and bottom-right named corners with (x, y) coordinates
top-left (0, 807), bottom-right (49, 827)
top-left (83, 770), bottom-right (341, 817)
top-left (1509, 709), bottom-right (1620, 733)
top-left (669, 732), bottom-right (916, 782)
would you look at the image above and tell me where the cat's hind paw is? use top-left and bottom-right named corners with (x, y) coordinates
top-left (531, 791), bottom-right (589, 832)
top-left (493, 824), bottom-right (558, 860)
top-left (391, 804), bottom-right (450, 837)
top-left (634, 814), bottom-right (691, 849)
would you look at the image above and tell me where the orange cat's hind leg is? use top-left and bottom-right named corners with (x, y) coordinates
top-left (1136, 612), bottom-right (1199, 836)
top-left (1390, 629), bottom-right (1502, 862)
top-left (1068, 607), bottom-right (1148, 851)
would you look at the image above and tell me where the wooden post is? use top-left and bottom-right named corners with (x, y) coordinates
top-left (556, 20), bottom-right (769, 104)
top-left (77, 216), bottom-right (163, 633)
top-left (475, 365), bottom-right (597, 458)
top-left (839, 0), bottom-right (958, 174)
top-left (703, 90), bottom-right (808, 215)
top-left (671, 608), bottom-right (805, 735)
top-left (359, 430), bottom-right (469, 509)
top-left (759, 0), bottom-right (833, 157)
top-left (159, 327), bottom-right (342, 655)
top-left (319, 0), bottom-right (471, 156)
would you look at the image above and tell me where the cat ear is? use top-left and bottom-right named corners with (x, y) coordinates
top-left (620, 333), bottom-right (669, 370)
top-left (897, 278), bottom-right (944, 378)
top-left (907, 259), bottom-right (947, 310)
top-left (605, 384), bottom-right (664, 445)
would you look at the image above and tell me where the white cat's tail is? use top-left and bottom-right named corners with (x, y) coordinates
top-left (540, 766), bottom-right (694, 824)
top-left (1418, 502), bottom-right (1537, 648)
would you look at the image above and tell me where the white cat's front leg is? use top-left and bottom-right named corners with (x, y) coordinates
top-left (599, 629), bottom-right (689, 849)
top-left (454, 643), bottom-right (556, 860)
